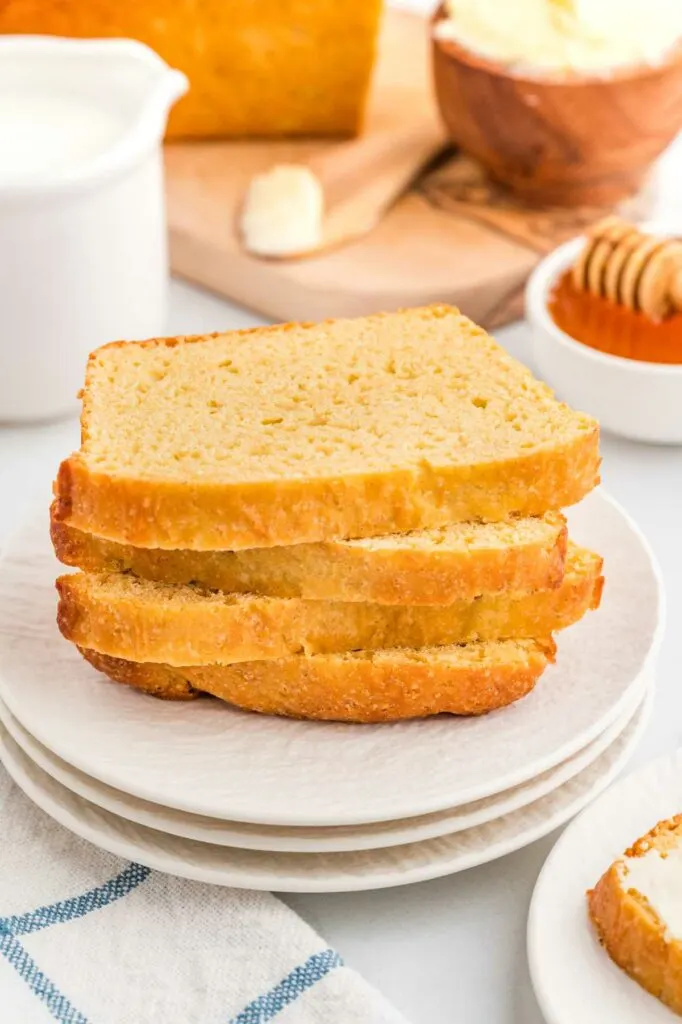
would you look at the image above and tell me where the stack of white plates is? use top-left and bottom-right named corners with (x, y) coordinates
top-left (0, 490), bottom-right (663, 893)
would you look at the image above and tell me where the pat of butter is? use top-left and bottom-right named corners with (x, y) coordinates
top-left (241, 164), bottom-right (324, 258)
top-left (623, 843), bottom-right (682, 938)
top-left (434, 0), bottom-right (682, 75)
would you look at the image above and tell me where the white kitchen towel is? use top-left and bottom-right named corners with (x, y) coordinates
top-left (0, 767), bottom-right (409, 1024)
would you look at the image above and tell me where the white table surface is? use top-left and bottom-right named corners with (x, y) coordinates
top-left (1, 276), bottom-right (681, 1024)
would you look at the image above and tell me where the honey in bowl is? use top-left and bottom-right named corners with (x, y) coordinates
top-left (549, 270), bottom-right (682, 365)
top-left (550, 217), bottom-right (682, 365)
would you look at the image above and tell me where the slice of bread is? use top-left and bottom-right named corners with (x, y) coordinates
top-left (78, 638), bottom-right (557, 721)
top-left (51, 509), bottom-right (568, 606)
top-left (57, 545), bottom-right (602, 666)
top-left (588, 816), bottom-right (682, 1014)
top-left (53, 306), bottom-right (600, 551)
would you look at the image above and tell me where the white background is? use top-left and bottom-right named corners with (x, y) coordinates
top-left (2, 2), bottom-right (682, 1021)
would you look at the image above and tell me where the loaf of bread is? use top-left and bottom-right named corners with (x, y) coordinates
top-left (53, 306), bottom-right (600, 551)
top-left (79, 638), bottom-right (557, 721)
top-left (0, 0), bottom-right (382, 138)
top-left (56, 545), bottom-right (602, 666)
top-left (51, 508), bottom-right (568, 605)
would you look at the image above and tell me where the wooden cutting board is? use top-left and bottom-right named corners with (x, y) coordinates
top-left (165, 8), bottom-right (642, 329)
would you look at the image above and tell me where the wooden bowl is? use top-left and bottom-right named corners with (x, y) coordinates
top-left (432, 5), bottom-right (682, 207)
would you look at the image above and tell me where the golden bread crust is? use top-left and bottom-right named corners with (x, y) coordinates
top-left (56, 547), bottom-right (602, 667)
top-left (54, 435), bottom-right (600, 551)
top-left (79, 638), bottom-right (556, 722)
top-left (78, 649), bottom-right (199, 701)
top-left (588, 815), bottom-right (682, 1015)
top-left (51, 507), bottom-right (568, 605)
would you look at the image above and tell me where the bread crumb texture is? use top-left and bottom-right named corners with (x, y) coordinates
top-left (81, 306), bottom-right (594, 480)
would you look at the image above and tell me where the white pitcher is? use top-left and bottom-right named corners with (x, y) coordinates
top-left (0, 37), bottom-right (188, 422)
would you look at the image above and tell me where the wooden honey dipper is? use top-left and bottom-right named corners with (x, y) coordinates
top-left (572, 217), bottom-right (682, 321)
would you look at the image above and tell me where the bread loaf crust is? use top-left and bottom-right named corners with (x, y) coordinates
top-left (51, 507), bottom-right (568, 605)
top-left (79, 638), bottom-right (556, 722)
top-left (56, 546), bottom-right (602, 667)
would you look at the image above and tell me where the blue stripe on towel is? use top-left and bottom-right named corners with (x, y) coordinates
top-left (1, 861), bottom-right (151, 936)
top-left (228, 948), bottom-right (343, 1024)
top-left (0, 862), bottom-right (150, 1022)
top-left (0, 929), bottom-right (90, 1024)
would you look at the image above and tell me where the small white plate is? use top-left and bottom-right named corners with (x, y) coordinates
top-left (0, 685), bottom-right (652, 893)
top-left (0, 677), bottom-right (650, 853)
top-left (528, 745), bottom-right (682, 1024)
top-left (0, 489), bottom-right (662, 826)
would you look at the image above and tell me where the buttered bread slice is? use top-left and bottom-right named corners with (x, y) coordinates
top-left (53, 305), bottom-right (599, 551)
top-left (78, 638), bottom-right (557, 722)
top-left (589, 815), bottom-right (682, 1014)
top-left (51, 510), bottom-right (568, 606)
top-left (57, 545), bottom-right (602, 666)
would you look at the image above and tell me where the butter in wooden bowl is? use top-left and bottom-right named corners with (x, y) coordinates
top-left (550, 217), bottom-right (682, 365)
top-left (434, 0), bottom-right (682, 76)
top-left (431, 1), bottom-right (682, 206)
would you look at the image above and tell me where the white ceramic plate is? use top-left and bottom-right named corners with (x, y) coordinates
top-left (528, 744), bottom-right (682, 1024)
top-left (0, 676), bottom-right (650, 854)
top-left (0, 685), bottom-right (653, 892)
top-left (0, 490), bottom-right (662, 827)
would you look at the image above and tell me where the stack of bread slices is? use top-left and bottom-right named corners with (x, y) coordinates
top-left (51, 305), bottom-right (603, 723)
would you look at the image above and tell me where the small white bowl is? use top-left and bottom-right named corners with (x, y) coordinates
top-left (526, 231), bottom-right (682, 445)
